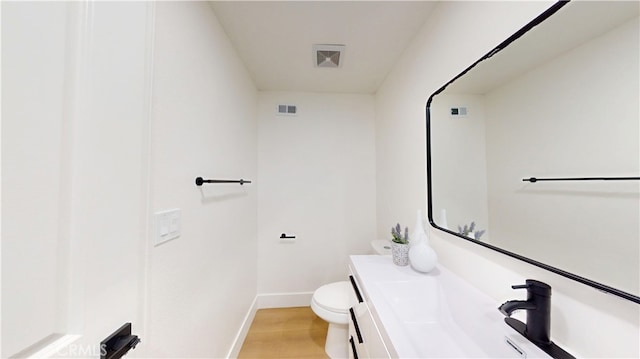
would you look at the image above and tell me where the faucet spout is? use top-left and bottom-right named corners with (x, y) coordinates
top-left (499, 299), bottom-right (536, 316)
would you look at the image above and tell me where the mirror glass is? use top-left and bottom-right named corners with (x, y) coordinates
top-left (427, 1), bottom-right (639, 301)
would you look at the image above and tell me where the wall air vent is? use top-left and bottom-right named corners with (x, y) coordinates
top-left (450, 106), bottom-right (468, 117)
top-left (313, 44), bottom-right (345, 68)
top-left (277, 104), bottom-right (297, 116)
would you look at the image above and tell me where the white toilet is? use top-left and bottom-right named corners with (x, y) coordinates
top-left (311, 241), bottom-right (389, 358)
top-left (310, 281), bottom-right (351, 358)
top-left (370, 239), bottom-right (392, 255)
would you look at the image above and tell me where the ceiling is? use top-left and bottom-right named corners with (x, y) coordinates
top-left (209, 1), bottom-right (437, 94)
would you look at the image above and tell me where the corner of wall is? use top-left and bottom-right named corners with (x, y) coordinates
top-left (225, 296), bottom-right (259, 359)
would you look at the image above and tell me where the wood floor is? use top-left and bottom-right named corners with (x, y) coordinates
top-left (238, 307), bottom-right (329, 359)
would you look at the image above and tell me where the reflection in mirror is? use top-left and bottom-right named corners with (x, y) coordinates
top-left (427, 1), bottom-right (639, 302)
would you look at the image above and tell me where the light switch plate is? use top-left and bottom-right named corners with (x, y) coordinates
top-left (154, 208), bottom-right (181, 246)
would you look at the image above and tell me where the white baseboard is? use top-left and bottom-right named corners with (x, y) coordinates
top-left (225, 291), bottom-right (315, 358)
top-left (256, 291), bottom-right (314, 309)
top-left (226, 297), bottom-right (258, 359)
top-left (17, 334), bottom-right (82, 358)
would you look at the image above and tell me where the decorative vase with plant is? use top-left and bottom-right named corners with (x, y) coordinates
top-left (391, 223), bottom-right (410, 266)
top-left (458, 221), bottom-right (486, 240)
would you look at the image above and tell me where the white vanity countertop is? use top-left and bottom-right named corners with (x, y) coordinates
top-left (349, 255), bottom-right (551, 358)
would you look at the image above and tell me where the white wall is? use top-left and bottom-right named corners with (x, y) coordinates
top-left (484, 16), bottom-right (639, 295)
top-left (3, 1), bottom-right (151, 357)
top-left (2, 1), bottom-right (257, 358)
top-left (144, 2), bottom-right (258, 357)
top-left (2, 2), bottom-right (68, 355)
top-left (376, 1), bottom-right (639, 357)
top-left (257, 92), bottom-right (376, 299)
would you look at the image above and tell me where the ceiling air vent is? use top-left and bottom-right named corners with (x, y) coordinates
top-left (313, 44), bottom-right (345, 68)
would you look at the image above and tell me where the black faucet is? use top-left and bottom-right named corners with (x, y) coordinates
top-left (499, 279), bottom-right (551, 345)
top-left (499, 280), bottom-right (575, 359)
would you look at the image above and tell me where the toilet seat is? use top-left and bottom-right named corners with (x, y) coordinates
top-left (311, 281), bottom-right (350, 325)
top-left (312, 281), bottom-right (350, 314)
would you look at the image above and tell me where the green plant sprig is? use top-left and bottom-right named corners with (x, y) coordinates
top-left (391, 223), bottom-right (409, 244)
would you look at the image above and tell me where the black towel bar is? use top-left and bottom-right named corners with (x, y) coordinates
top-left (523, 176), bottom-right (640, 183)
top-left (195, 177), bottom-right (252, 186)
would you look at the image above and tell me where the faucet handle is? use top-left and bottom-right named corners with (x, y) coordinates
top-left (511, 280), bottom-right (552, 297)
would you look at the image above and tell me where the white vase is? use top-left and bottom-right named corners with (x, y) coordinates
top-left (409, 239), bottom-right (438, 273)
top-left (409, 210), bottom-right (438, 273)
top-left (411, 209), bottom-right (427, 247)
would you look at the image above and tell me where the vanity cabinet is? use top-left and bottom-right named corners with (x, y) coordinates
top-left (347, 270), bottom-right (391, 359)
top-left (348, 255), bottom-right (554, 358)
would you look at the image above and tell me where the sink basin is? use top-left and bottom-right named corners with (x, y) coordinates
top-left (350, 255), bottom-right (551, 358)
top-left (376, 278), bottom-right (442, 323)
top-left (376, 278), bottom-right (486, 357)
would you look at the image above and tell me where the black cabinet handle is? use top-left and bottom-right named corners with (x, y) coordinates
top-left (100, 323), bottom-right (140, 359)
top-left (349, 275), bottom-right (363, 303)
top-left (349, 307), bottom-right (363, 344)
top-left (349, 335), bottom-right (359, 359)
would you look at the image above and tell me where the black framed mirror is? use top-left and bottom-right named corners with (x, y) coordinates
top-left (426, 0), bottom-right (640, 304)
